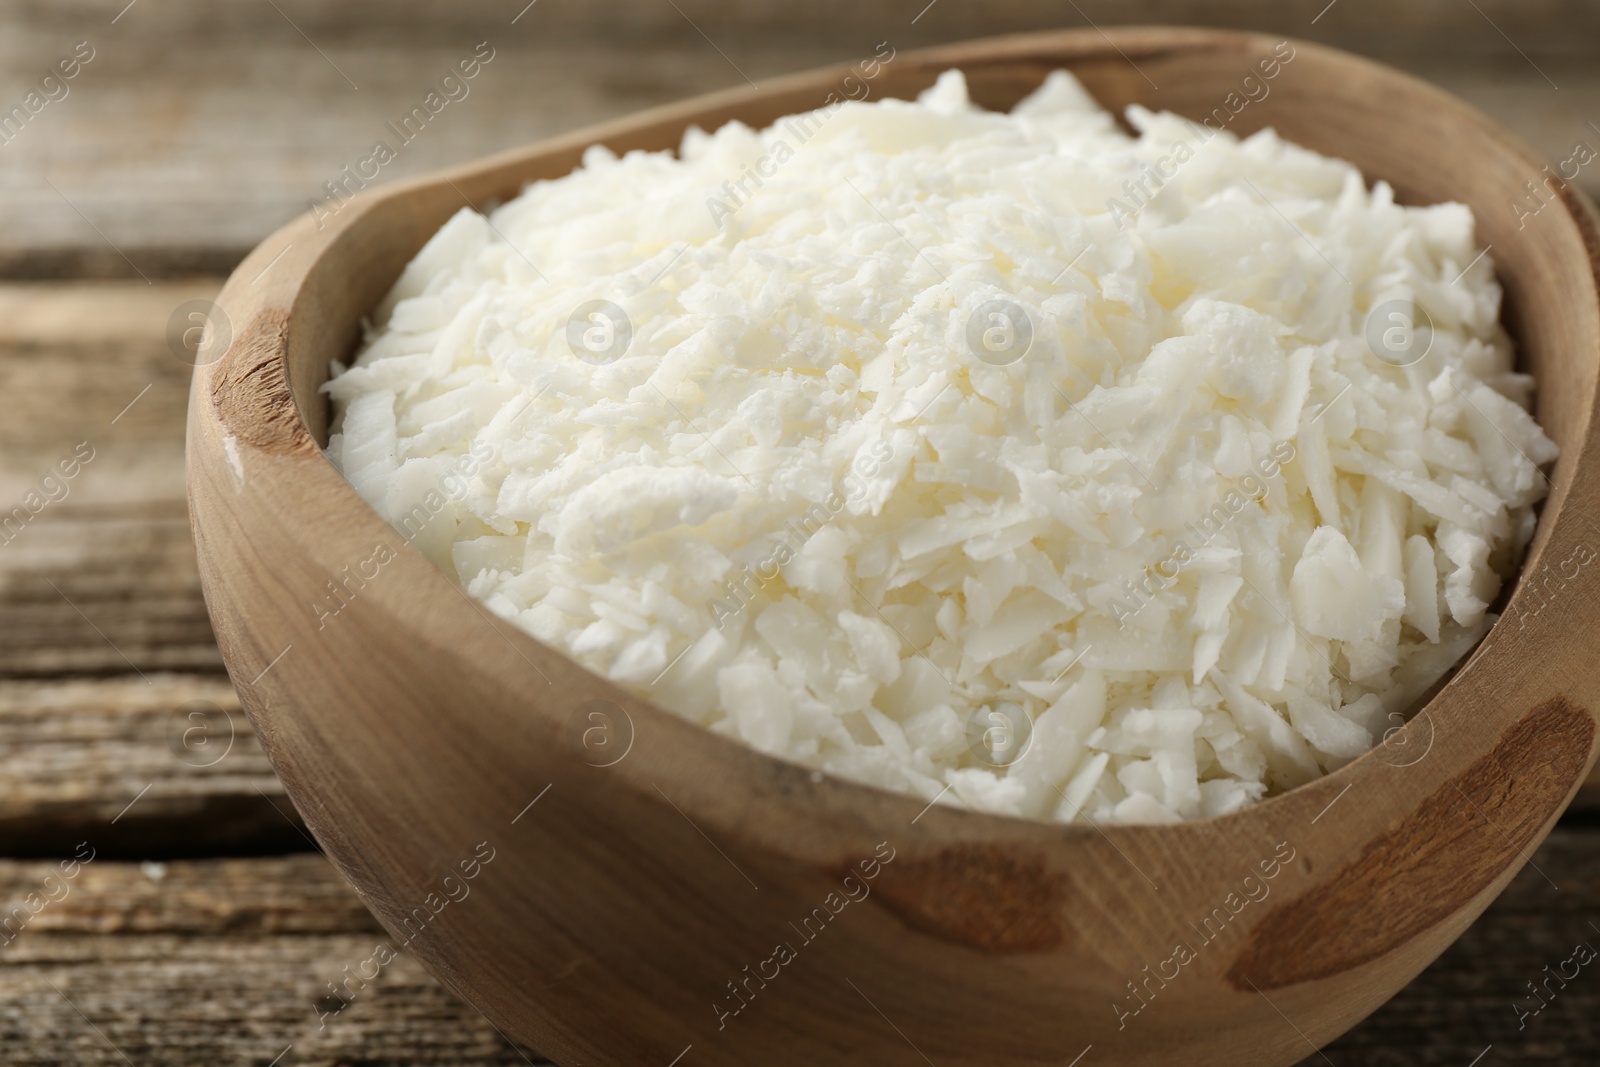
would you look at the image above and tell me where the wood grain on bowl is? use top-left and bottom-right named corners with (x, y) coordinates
top-left (1228, 696), bottom-right (1596, 991)
top-left (208, 308), bottom-right (311, 457)
top-left (187, 27), bottom-right (1600, 1067)
top-left (869, 844), bottom-right (1070, 953)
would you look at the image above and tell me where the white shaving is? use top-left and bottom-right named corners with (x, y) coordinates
top-left (326, 69), bottom-right (1555, 824)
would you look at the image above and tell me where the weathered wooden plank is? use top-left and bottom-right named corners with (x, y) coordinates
top-left (1, 6), bottom-right (1596, 276)
top-left (0, 281), bottom-right (220, 680)
top-left (0, 279), bottom-right (206, 446)
top-left (0, 286), bottom-right (276, 852)
top-left (2, 938), bottom-right (549, 1066)
top-left (0, 834), bottom-right (1595, 1066)
top-left (0, 854), bottom-right (374, 937)
top-left (12, 0), bottom-right (1600, 42)
top-left (0, 36), bottom-right (852, 277)
top-left (0, 675), bottom-right (309, 857)
top-left (0, 510), bottom-right (222, 679)
top-left (0, 859), bottom-right (545, 1065)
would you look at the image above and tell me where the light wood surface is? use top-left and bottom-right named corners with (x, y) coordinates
top-left (187, 28), bottom-right (1600, 1067)
top-left (6, 2), bottom-right (1600, 1062)
top-left (0, 855), bottom-right (546, 1065)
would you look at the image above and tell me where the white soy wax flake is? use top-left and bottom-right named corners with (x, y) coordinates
top-left (326, 68), bottom-right (1556, 825)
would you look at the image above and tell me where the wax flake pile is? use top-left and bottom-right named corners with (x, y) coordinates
top-left (327, 69), bottom-right (1555, 824)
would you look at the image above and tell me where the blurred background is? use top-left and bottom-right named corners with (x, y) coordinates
top-left (1, 1), bottom-right (1597, 1064)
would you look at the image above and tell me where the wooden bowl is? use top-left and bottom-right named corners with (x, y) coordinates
top-left (188, 27), bottom-right (1600, 1067)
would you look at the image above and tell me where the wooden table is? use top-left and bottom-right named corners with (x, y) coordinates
top-left (2, 3), bottom-right (1598, 1063)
